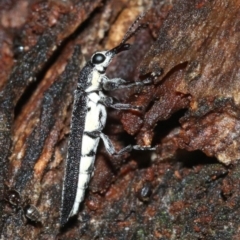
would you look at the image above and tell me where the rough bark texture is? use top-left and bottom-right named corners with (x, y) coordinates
top-left (0, 0), bottom-right (240, 239)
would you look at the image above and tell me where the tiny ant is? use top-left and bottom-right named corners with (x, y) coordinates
top-left (4, 185), bottom-right (41, 224)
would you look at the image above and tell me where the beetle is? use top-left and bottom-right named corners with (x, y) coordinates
top-left (4, 185), bottom-right (41, 224)
top-left (60, 14), bottom-right (157, 227)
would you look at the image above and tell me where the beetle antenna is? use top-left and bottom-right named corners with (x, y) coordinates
top-left (111, 11), bottom-right (148, 54)
top-left (121, 11), bottom-right (148, 45)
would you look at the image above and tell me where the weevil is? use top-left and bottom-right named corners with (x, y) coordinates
top-left (4, 185), bottom-right (41, 224)
top-left (60, 14), bottom-right (157, 226)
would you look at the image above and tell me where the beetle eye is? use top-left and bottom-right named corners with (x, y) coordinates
top-left (92, 53), bottom-right (106, 64)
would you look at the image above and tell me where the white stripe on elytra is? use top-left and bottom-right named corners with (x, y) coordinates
top-left (69, 91), bottom-right (107, 217)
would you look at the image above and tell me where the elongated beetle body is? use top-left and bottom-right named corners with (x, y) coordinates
top-left (60, 14), bottom-right (156, 227)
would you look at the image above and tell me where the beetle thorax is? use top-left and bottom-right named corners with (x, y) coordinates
top-left (84, 69), bottom-right (103, 92)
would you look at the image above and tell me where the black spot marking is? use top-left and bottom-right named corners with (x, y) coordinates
top-left (84, 131), bottom-right (100, 139)
top-left (99, 111), bottom-right (102, 121)
top-left (98, 67), bottom-right (106, 74)
top-left (87, 149), bottom-right (95, 157)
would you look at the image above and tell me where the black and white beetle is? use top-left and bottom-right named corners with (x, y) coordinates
top-left (4, 185), bottom-right (41, 223)
top-left (60, 14), bottom-right (156, 226)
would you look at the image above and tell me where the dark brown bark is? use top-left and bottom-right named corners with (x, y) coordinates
top-left (0, 0), bottom-right (240, 239)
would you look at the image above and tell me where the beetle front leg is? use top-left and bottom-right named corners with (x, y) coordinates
top-left (102, 70), bottom-right (163, 91)
top-left (102, 76), bottom-right (153, 91)
top-left (102, 78), bottom-right (128, 91)
top-left (99, 92), bottom-right (142, 111)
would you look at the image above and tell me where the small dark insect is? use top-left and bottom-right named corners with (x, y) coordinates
top-left (4, 185), bottom-right (41, 224)
top-left (23, 199), bottom-right (42, 223)
top-left (5, 189), bottom-right (21, 207)
top-left (137, 182), bottom-right (152, 202)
